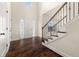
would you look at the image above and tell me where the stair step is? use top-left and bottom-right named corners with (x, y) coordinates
top-left (51, 35), bottom-right (58, 37)
top-left (45, 39), bottom-right (48, 41)
top-left (48, 38), bottom-right (53, 40)
top-left (48, 39), bottom-right (53, 42)
top-left (42, 38), bottom-right (48, 43)
top-left (57, 31), bottom-right (66, 33)
top-left (42, 38), bottom-right (48, 42)
top-left (58, 33), bottom-right (65, 37)
top-left (44, 40), bottom-right (48, 43)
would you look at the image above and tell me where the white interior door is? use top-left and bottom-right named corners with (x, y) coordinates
top-left (0, 2), bottom-right (10, 57)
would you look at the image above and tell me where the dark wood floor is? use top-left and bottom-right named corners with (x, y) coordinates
top-left (6, 37), bottom-right (62, 57)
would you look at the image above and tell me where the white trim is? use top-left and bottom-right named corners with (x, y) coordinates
top-left (42, 43), bottom-right (71, 57)
top-left (8, 2), bottom-right (11, 42)
top-left (1, 47), bottom-right (6, 57)
top-left (11, 38), bottom-right (20, 41)
top-left (1, 43), bottom-right (10, 57)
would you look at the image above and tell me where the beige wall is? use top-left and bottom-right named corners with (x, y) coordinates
top-left (11, 2), bottom-right (39, 41)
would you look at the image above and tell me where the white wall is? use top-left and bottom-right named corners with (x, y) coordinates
top-left (11, 2), bottom-right (39, 41)
top-left (40, 2), bottom-right (64, 14)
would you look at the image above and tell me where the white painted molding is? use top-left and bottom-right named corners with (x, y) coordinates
top-left (42, 43), bottom-right (71, 57)
top-left (1, 43), bottom-right (10, 57)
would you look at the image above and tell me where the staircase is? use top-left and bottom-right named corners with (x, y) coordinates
top-left (42, 2), bottom-right (79, 56)
top-left (42, 2), bottom-right (79, 44)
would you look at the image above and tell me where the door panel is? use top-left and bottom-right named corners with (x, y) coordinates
top-left (0, 2), bottom-right (10, 56)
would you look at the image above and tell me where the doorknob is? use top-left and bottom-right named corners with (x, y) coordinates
top-left (0, 33), bottom-right (5, 35)
top-left (6, 27), bottom-right (8, 30)
top-left (6, 44), bottom-right (8, 47)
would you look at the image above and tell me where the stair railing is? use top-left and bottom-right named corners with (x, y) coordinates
top-left (42, 2), bottom-right (79, 43)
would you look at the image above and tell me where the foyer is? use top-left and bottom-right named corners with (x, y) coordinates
top-left (0, 2), bottom-right (79, 57)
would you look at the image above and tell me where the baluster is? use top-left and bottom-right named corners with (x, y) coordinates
top-left (75, 2), bottom-right (78, 16)
top-left (73, 2), bottom-right (75, 17)
top-left (63, 6), bottom-right (64, 25)
top-left (57, 12), bottom-right (59, 32)
top-left (58, 11), bottom-right (60, 31)
top-left (60, 10), bottom-right (62, 30)
top-left (69, 2), bottom-right (71, 20)
top-left (78, 2), bottom-right (79, 14)
top-left (62, 9), bottom-right (63, 27)
top-left (66, 3), bottom-right (67, 23)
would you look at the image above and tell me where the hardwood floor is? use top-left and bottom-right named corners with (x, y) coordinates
top-left (6, 37), bottom-right (62, 57)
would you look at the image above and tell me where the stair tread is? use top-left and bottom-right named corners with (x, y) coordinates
top-left (57, 31), bottom-right (67, 33)
top-left (43, 38), bottom-right (48, 42)
top-left (51, 35), bottom-right (58, 37)
top-left (48, 37), bottom-right (52, 39)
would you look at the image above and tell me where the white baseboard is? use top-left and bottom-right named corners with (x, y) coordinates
top-left (42, 43), bottom-right (71, 57)
top-left (11, 38), bottom-right (21, 41)
top-left (11, 36), bottom-right (40, 41)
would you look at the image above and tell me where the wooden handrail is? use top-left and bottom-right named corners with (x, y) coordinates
top-left (42, 2), bottom-right (67, 29)
top-left (52, 15), bottom-right (67, 28)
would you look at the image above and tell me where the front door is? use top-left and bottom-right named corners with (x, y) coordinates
top-left (0, 2), bottom-right (10, 56)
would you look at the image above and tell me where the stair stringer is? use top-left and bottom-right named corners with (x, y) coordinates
top-left (42, 15), bottom-right (79, 57)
